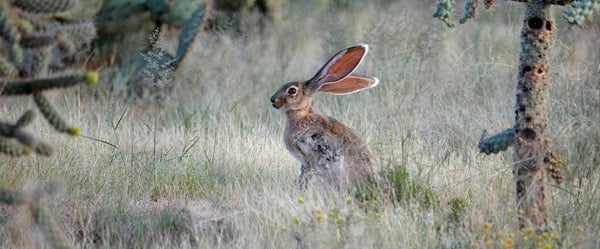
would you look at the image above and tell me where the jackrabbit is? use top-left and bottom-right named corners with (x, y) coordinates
top-left (270, 44), bottom-right (379, 190)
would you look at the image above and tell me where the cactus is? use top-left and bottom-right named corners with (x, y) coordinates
top-left (544, 147), bottom-right (563, 184)
top-left (478, 128), bottom-right (515, 155)
top-left (0, 138), bottom-right (33, 156)
top-left (439, 0), bottom-right (594, 25)
top-left (54, 0), bottom-right (103, 21)
top-left (0, 55), bottom-right (18, 77)
top-left (0, 0), bottom-right (98, 157)
top-left (33, 93), bottom-right (80, 135)
top-left (563, 0), bottom-right (600, 25)
top-left (92, 1), bottom-right (208, 102)
top-left (434, 0), bottom-right (586, 230)
top-left (0, 111), bottom-right (55, 156)
top-left (0, 187), bottom-right (30, 205)
top-left (433, 0), bottom-right (455, 27)
top-left (459, 0), bottom-right (479, 24)
top-left (1, 182), bottom-right (73, 249)
top-left (484, 0), bottom-right (495, 9)
top-left (127, 3), bottom-right (207, 101)
top-left (158, 0), bottom-right (206, 28)
top-left (176, 3), bottom-right (207, 63)
top-left (30, 200), bottom-right (73, 249)
top-left (0, 1), bottom-right (24, 66)
top-left (95, 0), bottom-right (148, 35)
top-left (13, 0), bottom-right (75, 14)
top-left (2, 71), bottom-right (98, 96)
top-left (96, 0), bottom-right (204, 34)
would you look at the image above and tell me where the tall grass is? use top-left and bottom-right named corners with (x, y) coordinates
top-left (1, 1), bottom-right (599, 248)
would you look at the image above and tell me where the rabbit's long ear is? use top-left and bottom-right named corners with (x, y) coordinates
top-left (318, 75), bottom-right (379, 95)
top-left (307, 44), bottom-right (369, 92)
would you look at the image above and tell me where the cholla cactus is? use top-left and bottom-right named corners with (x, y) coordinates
top-left (432, 0), bottom-right (593, 230)
top-left (484, 0), bottom-right (496, 9)
top-left (478, 128), bottom-right (515, 155)
top-left (435, 0), bottom-right (599, 26)
top-left (563, 0), bottom-right (600, 24)
top-left (459, 0), bottom-right (480, 24)
top-left (0, 0), bottom-right (98, 157)
top-left (0, 181), bottom-right (73, 249)
top-left (433, 0), bottom-right (455, 27)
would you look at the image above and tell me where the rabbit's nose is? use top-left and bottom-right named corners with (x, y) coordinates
top-left (271, 97), bottom-right (282, 109)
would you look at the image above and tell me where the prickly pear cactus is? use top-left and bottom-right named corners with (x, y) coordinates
top-left (126, 3), bottom-right (208, 102)
top-left (0, 0), bottom-right (99, 157)
top-left (96, 0), bottom-right (204, 35)
top-left (92, 0), bottom-right (209, 102)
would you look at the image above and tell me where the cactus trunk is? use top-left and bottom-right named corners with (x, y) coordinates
top-left (513, 0), bottom-right (553, 230)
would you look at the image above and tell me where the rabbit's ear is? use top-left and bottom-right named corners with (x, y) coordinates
top-left (308, 44), bottom-right (369, 92)
top-left (318, 75), bottom-right (379, 95)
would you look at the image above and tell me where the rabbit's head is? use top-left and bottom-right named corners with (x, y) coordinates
top-left (271, 44), bottom-right (379, 113)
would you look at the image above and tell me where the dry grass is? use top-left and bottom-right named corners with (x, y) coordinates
top-left (1, 1), bottom-right (599, 248)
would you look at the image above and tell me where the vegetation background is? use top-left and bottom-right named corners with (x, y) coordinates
top-left (1, 0), bottom-right (599, 248)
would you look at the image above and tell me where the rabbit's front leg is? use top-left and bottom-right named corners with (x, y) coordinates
top-left (298, 163), bottom-right (314, 189)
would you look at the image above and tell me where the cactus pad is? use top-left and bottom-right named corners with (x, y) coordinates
top-left (176, 3), bottom-right (207, 63)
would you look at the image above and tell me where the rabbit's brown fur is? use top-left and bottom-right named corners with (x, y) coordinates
top-left (271, 44), bottom-right (378, 190)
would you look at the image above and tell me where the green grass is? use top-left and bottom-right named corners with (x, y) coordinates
top-left (2, 1), bottom-right (600, 248)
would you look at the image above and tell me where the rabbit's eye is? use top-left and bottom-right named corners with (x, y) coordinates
top-left (287, 87), bottom-right (297, 95)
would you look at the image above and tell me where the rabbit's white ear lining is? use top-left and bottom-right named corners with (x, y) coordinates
top-left (308, 44), bottom-right (369, 91)
top-left (318, 75), bottom-right (379, 95)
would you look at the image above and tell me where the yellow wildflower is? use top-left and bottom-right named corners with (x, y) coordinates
top-left (292, 216), bottom-right (301, 225)
top-left (483, 222), bottom-right (492, 231)
top-left (523, 226), bottom-right (535, 235)
top-left (542, 232), bottom-right (551, 239)
top-left (315, 210), bottom-right (324, 222)
top-left (336, 216), bottom-right (344, 225)
top-left (500, 238), bottom-right (514, 249)
top-left (507, 208), bottom-right (515, 215)
top-left (298, 197), bottom-right (305, 204)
